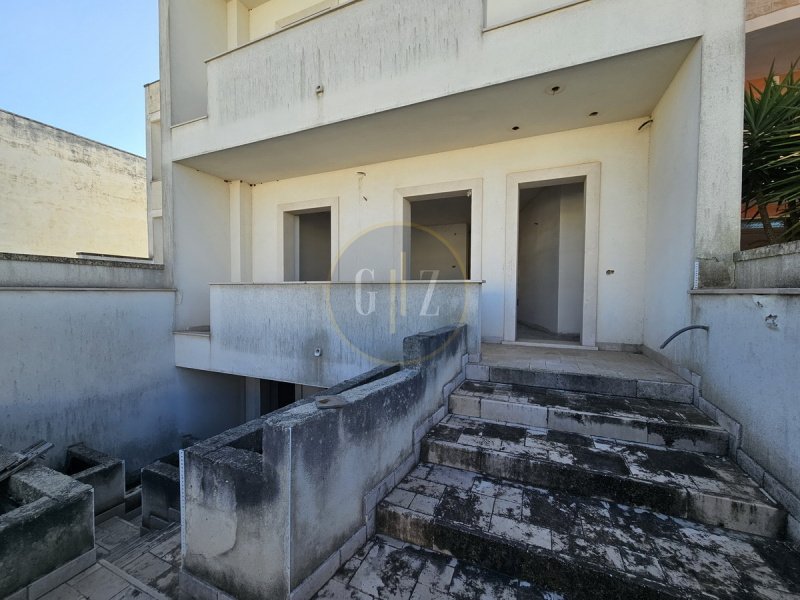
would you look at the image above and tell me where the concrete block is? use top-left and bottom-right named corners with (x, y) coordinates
top-left (764, 473), bottom-right (800, 519)
top-left (95, 503), bottom-right (126, 525)
top-left (686, 491), bottom-right (785, 538)
top-left (636, 381), bottom-right (694, 404)
top-left (713, 409), bottom-right (742, 454)
top-left (787, 515), bottom-right (800, 549)
top-left (290, 549), bottom-right (341, 600)
top-left (433, 405), bottom-right (447, 424)
top-left (0, 449), bottom-right (94, 600)
top-left (141, 456), bottom-right (180, 530)
top-left (481, 399), bottom-right (547, 428)
top-left (65, 443), bottom-right (126, 516)
top-left (366, 509), bottom-right (377, 538)
top-left (449, 394), bottom-right (481, 417)
top-left (736, 450), bottom-right (766, 486)
top-left (340, 527), bottom-right (368, 564)
top-left (465, 364), bottom-right (489, 381)
top-left (180, 570), bottom-right (221, 600)
top-left (28, 549), bottom-right (96, 599)
top-left (5, 588), bottom-right (26, 600)
top-left (695, 396), bottom-right (718, 420)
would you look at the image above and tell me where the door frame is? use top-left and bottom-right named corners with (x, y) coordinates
top-left (503, 162), bottom-right (601, 347)
top-left (277, 196), bottom-right (340, 282)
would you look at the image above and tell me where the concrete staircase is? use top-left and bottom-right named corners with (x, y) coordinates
top-left (351, 369), bottom-right (800, 599)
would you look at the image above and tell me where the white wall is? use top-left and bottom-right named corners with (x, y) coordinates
top-left (518, 189), bottom-right (560, 333)
top-left (172, 165), bottom-right (232, 329)
top-left (167, 0), bottom-right (227, 124)
top-left (692, 292), bottom-right (800, 501)
top-left (0, 110), bottom-right (147, 259)
top-left (0, 289), bottom-right (244, 472)
top-left (644, 45), bottom-right (702, 365)
top-left (249, 121), bottom-right (649, 346)
top-left (558, 183), bottom-right (585, 334)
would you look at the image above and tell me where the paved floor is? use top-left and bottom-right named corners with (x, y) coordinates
top-left (39, 517), bottom-right (180, 600)
top-left (480, 344), bottom-right (687, 384)
top-left (314, 536), bottom-right (564, 600)
top-left (380, 463), bottom-right (800, 599)
top-left (516, 323), bottom-right (579, 345)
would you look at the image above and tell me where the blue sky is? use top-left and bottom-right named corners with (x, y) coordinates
top-left (0, 2), bottom-right (159, 157)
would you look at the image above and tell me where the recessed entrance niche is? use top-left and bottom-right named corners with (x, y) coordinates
top-left (517, 182), bottom-right (585, 343)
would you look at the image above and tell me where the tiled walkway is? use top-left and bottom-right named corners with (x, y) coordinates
top-left (39, 517), bottom-right (180, 600)
top-left (481, 344), bottom-right (686, 384)
top-left (314, 536), bottom-right (564, 600)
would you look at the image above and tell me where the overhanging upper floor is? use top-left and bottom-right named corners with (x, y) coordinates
top-left (167, 0), bottom-right (744, 181)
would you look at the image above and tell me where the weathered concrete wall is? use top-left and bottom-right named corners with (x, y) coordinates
top-left (182, 325), bottom-right (467, 600)
top-left (691, 292), bottom-right (800, 508)
top-left (0, 110), bottom-right (148, 259)
top-left (734, 242), bottom-right (800, 288)
top-left (0, 289), bottom-right (245, 473)
top-left (0, 449), bottom-right (95, 598)
top-left (175, 282), bottom-right (480, 387)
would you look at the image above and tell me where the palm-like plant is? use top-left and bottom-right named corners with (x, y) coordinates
top-left (742, 63), bottom-right (800, 244)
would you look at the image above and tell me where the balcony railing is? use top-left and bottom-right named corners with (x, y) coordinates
top-left (175, 281), bottom-right (481, 387)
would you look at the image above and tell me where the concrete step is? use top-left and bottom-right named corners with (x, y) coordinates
top-left (449, 380), bottom-right (729, 454)
top-left (378, 463), bottom-right (800, 600)
top-left (468, 362), bottom-right (695, 403)
top-left (421, 415), bottom-right (784, 537)
top-left (314, 535), bottom-right (564, 599)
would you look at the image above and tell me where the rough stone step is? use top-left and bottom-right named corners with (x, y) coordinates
top-left (314, 535), bottom-right (565, 599)
top-left (468, 363), bottom-right (695, 404)
top-left (450, 380), bottom-right (729, 454)
top-left (378, 463), bottom-right (800, 600)
top-left (421, 415), bottom-right (784, 537)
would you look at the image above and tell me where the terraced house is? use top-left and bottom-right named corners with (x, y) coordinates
top-left (2, 0), bottom-right (800, 599)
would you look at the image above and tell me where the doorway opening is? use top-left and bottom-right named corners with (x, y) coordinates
top-left (405, 193), bottom-right (472, 280)
top-left (283, 208), bottom-right (332, 281)
top-left (516, 182), bottom-right (586, 345)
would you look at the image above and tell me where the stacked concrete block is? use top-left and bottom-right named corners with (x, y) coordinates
top-left (64, 443), bottom-right (125, 523)
top-left (0, 446), bottom-right (95, 599)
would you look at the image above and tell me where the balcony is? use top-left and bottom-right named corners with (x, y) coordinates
top-left (174, 281), bottom-right (481, 387)
top-left (171, 0), bottom-right (713, 182)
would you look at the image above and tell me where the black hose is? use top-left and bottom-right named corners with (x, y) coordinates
top-left (659, 325), bottom-right (709, 350)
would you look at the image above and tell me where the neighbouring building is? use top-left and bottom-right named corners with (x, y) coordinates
top-left (0, 110), bottom-right (149, 259)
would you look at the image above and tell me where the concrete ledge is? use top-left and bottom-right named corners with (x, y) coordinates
top-left (26, 549), bottom-right (96, 600)
top-left (0, 252), bottom-right (163, 270)
top-left (690, 288), bottom-right (800, 295)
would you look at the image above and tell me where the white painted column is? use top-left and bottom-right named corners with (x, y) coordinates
top-left (226, 0), bottom-right (250, 50)
top-left (229, 181), bottom-right (253, 283)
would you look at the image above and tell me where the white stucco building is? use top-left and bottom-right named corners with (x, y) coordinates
top-left (156, 0), bottom-right (745, 387)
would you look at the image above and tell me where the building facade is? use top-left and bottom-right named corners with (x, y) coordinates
top-left (156, 0), bottom-right (745, 388)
